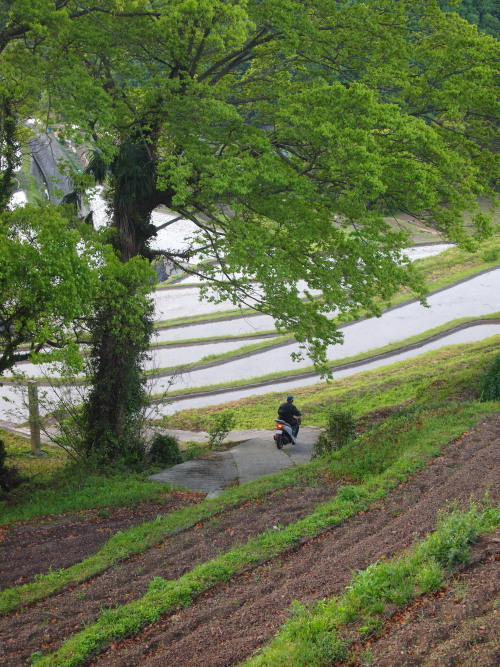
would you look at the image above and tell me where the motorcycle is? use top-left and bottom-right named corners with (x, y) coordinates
top-left (273, 417), bottom-right (300, 449)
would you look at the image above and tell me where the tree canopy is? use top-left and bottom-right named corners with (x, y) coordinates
top-left (0, 204), bottom-right (104, 375)
top-left (440, 0), bottom-right (500, 39)
top-left (2, 0), bottom-right (499, 369)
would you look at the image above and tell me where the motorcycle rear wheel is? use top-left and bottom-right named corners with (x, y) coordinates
top-left (276, 435), bottom-right (284, 449)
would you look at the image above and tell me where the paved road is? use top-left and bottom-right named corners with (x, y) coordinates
top-left (149, 427), bottom-right (320, 497)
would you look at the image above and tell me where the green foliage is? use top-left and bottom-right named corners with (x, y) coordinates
top-left (0, 438), bottom-right (6, 473)
top-left (80, 254), bottom-right (156, 465)
top-left (182, 443), bottom-right (205, 462)
top-left (416, 500), bottom-right (500, 568)
top-left (439, 0), bottom-right (500, 38)
top-left (479, 354), bottom-right (500, 401)
top-left (313, 409), bottom-right (357, 458)
top-left (481, 247), bottom-right (499, 262)
top-left (208, 410), bottom-right (236, 449)
top-left (148, 433), bottom-right (182, 467)
top-left (0, 462), bottom-right (168, 525)
top-left (3, 0), bottom-right (498, 372)
top-left (0, 204), bottom-right (102, 375)
top-left (0, 100), bottom-right (19, 210)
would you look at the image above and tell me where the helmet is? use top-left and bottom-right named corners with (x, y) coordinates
top-left (287, 394), bottom-right (294, 402)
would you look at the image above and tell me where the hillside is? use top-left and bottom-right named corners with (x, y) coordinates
top-left (0, 337), bottom-right (498, 666)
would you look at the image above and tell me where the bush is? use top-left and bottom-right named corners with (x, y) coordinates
top-left (313, 408), bottom-right (357, 458)
top-left (481, 248), bottom-right (499, 263)
top-left (208, 411), bottom-right (236, 449)
top-left (148, 433), bottom-right (182, 467)
top-left (182, 443), bottom-right (204, 462)
top-left (480, 355), bottom-right (500, 401)
top-left (0, 438), bottom-right (22, 492)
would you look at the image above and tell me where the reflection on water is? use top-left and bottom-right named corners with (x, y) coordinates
top-left (151, 323), bottom-right (500, 416)
top-left (89, 188), bottom-right (200, 255)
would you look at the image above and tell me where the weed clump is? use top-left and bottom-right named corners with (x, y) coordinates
top-left (148, 433), bottom-right (182, 467)
top-left (313, 408), bottom-right (357, 458)
top-left (208, 410), bottom-right (236, 449)
top-left (479, 354), bottom-right (500, 401)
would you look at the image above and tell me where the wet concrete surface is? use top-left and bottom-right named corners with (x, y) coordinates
top-left (149, 427), bottom-right (320, 497)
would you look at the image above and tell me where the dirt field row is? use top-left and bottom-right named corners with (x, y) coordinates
top-left (0, 414), bottom-right (498, 666)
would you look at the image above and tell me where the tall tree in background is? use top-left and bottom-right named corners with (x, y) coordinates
top-left (1, 0), bottom-right (498, 460)
top-left (440, 0), bottom-right (500, 38)
top-left (0, 1), bottom-right (158, 463)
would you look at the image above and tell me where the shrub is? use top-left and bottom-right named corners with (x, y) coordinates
top-left (479, 355), bottom-right (500, 401)
top-left (313, 408), bottom-right (356, 458)
top-left (208, 410), bottom-right (236, 449)
top-left (182, 443), bottom-right (204, 462)
top-left (481, 248), bottom-right (499, 263)
top-left (148, 434), bottom-right (182, 467)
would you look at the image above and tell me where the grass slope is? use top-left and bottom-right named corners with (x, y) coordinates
top-left (0, 337), bottom-right (498, 667)
top-left (163, 334), bottom-right (500, 431)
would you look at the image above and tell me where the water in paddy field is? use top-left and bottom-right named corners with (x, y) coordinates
top-left (88, 189), bottom-right (201, 259)
top-left (154, 313), bottom-right (277, 342)
top-left (152, 323), bottom-right (500, 416)
top-left (404, 244), bottom-right (452, 260)
top-left (148, 268), bottom-right (500, 393)
top-left (3, 192), bottom-right (490, 424)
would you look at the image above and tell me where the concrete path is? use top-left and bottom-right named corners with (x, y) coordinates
top-left (149, 426), bottom-right (321, 498)
top-left (0, 422), bottom-right (320, 497)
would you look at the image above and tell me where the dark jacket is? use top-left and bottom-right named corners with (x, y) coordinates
top-left (278, 401), bottom-right (301, 425)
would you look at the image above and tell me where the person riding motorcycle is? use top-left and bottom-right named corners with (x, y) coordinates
top-left (277, 394), bottom-right (301, 438)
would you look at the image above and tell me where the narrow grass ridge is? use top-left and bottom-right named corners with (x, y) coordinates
top-left (30, 403), bottom-right (497, 666)
top-left (151, 318), bottom-right (500, 400)
top-left (164, 335), bottom-right (500, 430)
top-left (244, 500), bottom-right (500, 666)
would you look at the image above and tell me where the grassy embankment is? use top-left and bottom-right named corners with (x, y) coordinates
top-left (0, 337), bottom-right (498, 634)
top-left (163, 334), bottom-right (500, 430)
top-left (15, 398), bottom-right (500, 665)
top-left (2, 335), bottom-right (498, 526)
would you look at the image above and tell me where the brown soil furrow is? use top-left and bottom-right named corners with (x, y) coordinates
top-left (346, 531), bottom-right (500, 666)
top-left (88, 415), bottom-right (500, 667)
top-left (0, 491), bottom-right (204, 588)
top-left (0, 486), bottom-right (333, 665)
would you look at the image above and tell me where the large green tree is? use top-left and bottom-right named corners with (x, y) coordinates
top-left (41, 0), bottom-right (497, 365)
top-left (440, 0), bottom-right (500, 38)
top-left (6, 1), bottom-right (500, 367)
top-left (2, 0), bottom-right (498, 460)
